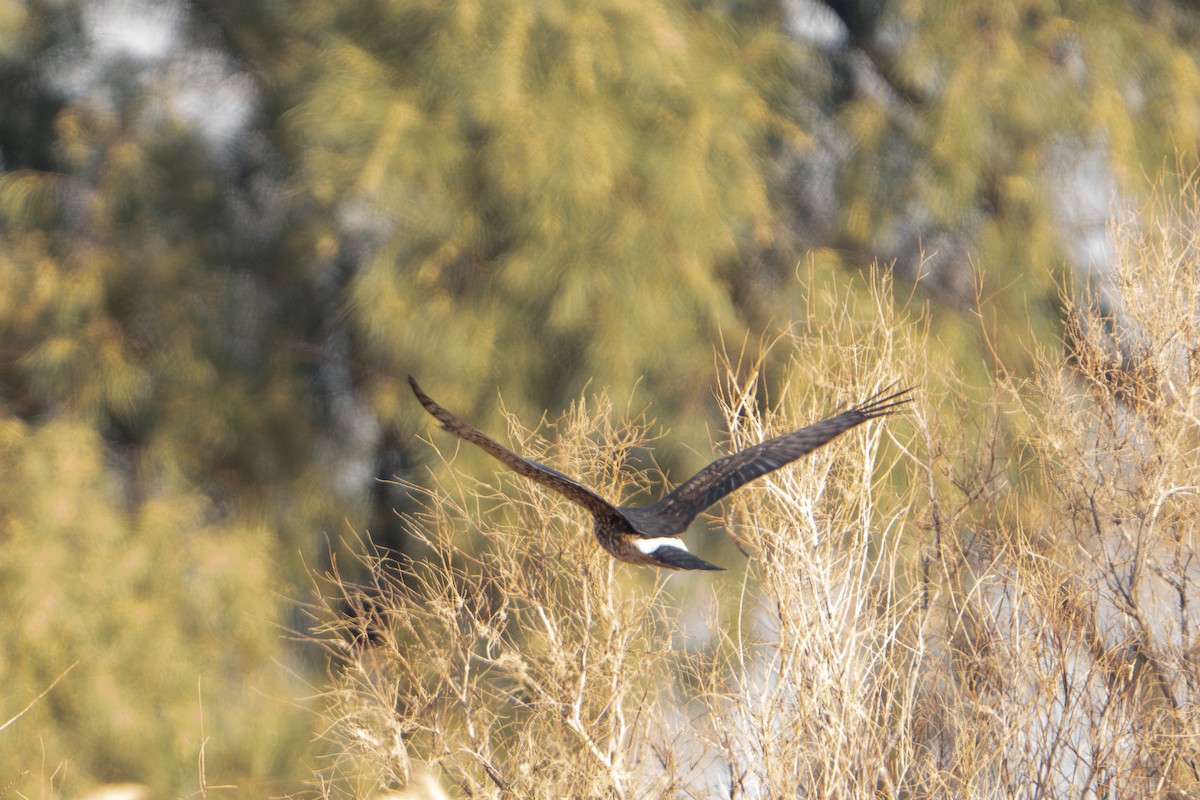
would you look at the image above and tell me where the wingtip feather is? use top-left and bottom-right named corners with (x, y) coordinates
top-left (854, 385), bottom-right (914, 419)
top-left (408, 375), bottom-right (442, 417)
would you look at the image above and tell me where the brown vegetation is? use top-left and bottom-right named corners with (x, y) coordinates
top-left (310, 186), bottom-right (1200, 797)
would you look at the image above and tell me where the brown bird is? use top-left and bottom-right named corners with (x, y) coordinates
top-left (409, 376), bottom-right (910, 571)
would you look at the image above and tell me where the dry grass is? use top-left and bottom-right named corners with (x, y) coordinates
top-left (308, 183), bottom-right (1200, 798)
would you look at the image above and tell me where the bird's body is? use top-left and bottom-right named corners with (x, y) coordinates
top-left (409, 377), bottom-right (910, 571)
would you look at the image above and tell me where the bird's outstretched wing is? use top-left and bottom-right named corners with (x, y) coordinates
top-left (409, 376), bottom-right (623, 520)
top-left (624, 386), bottom-right (912, 535)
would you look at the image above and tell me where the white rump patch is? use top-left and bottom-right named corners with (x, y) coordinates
top-left (633, 537), bottom-right (689, 555)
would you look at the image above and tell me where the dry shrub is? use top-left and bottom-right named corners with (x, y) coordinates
top-left (311, 184), bottom-right (1200, 798)
top-left (309, 395), bottom-right (690, 799)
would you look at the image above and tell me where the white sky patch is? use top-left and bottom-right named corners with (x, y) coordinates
top-left (783, 0), bottom-right (846, 46)
top-left (167, 53), bottom-right (256, 148)
top-left (1046, 139), bottom-right (1120, 275)
top-left (61, 0), bottom-right (255, 152)
top-left (86, 0), bottom-right (181, 62)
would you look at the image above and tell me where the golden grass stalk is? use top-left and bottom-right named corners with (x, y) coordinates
top-left (312, 184), bottom-right (1200, 797)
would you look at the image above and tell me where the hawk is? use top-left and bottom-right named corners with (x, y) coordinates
top-left (409, 376), bottom-right (910, 571)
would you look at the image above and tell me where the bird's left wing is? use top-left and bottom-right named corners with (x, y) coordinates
top-left (630, 386), bottom-right (912, 533)
top-left (409, 376), bottom-right (623, 520)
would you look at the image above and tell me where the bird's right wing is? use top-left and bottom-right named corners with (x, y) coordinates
top-left (409, 376), bottom-right (622, 520)
top-left (632, 386), bottom-right (912, 533)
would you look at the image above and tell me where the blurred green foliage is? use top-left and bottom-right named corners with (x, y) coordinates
top-left (2, 0), bottom-right (1200, 795)
top-left (290, 0), bottom-right (791, 425)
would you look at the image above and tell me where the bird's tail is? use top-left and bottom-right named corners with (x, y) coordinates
top-left (646, 545), bottom-right (724, 571)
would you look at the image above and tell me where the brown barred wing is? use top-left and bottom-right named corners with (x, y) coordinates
top-left (409, 376), bottom-right (624, 521)
top-left (626, 387), bottom-right (912, 535)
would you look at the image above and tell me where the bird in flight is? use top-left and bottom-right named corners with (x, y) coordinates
top-left (409, 376), bottom-right (910, 571)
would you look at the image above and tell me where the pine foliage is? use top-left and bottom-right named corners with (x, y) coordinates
top-left (4, 0), bottom-right (1200, 796)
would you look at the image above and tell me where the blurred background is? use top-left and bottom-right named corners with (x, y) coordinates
top-left (2, 0), bottom-right (1199, 795)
